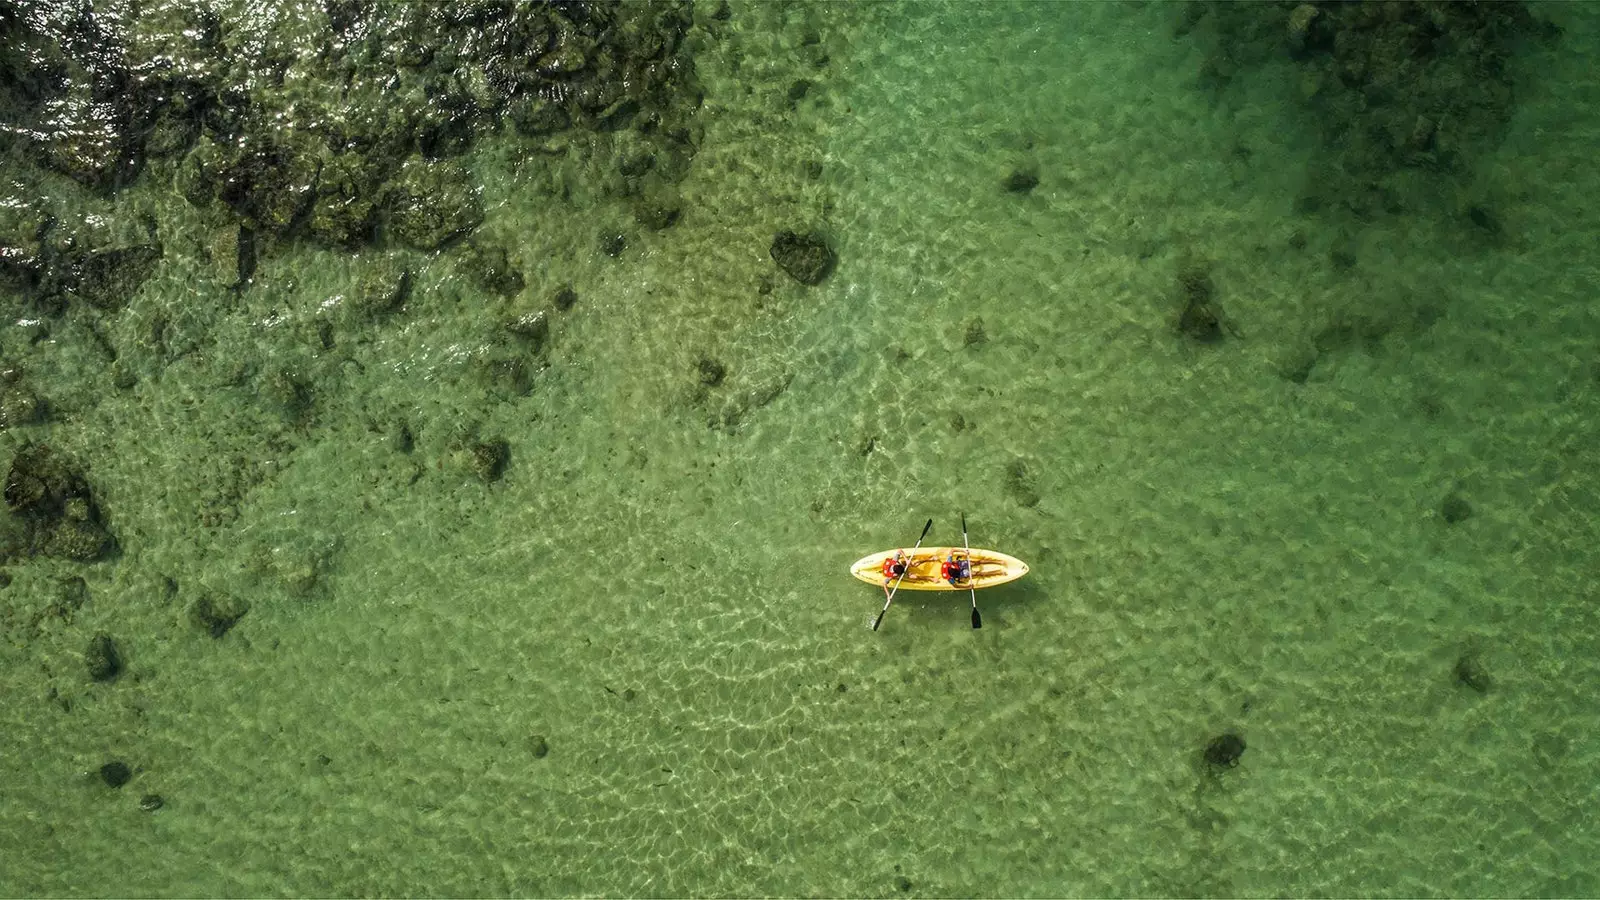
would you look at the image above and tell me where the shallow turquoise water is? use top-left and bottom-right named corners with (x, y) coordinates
top-left (2, 1), bottom-right (1599, 896)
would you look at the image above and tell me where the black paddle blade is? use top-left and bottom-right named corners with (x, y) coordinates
top-left (919, 518), bottom-right (933, 539)
top-left (872, 611), bottom-right (885, 631)
top-left (971, 608), bottom-right (982, 629)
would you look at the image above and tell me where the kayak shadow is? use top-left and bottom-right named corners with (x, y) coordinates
top-left (899, 577), bottom-right (1044, 629)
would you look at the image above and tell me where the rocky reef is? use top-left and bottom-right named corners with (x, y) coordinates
top-left (0, 1), bottom-right (704, 257)
top-left (1190, 0), bottom-right (1559, 220)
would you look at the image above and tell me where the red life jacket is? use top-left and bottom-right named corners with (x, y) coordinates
top-left (942, 557), bottom-right (971, 582)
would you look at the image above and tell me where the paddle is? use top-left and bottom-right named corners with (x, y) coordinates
top-left (871, 518), bottom-right (932, 632)
top-left (962, 513), bottom-right (982, 629)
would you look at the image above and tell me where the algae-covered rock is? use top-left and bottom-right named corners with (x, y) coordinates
top-left (464, 241), bottom-right (525, 297)
top-left (504, 310), bottom-right (550, 354)
top-left (386, 158), bottom-right (484, 249)
top-left (631, 179), bottom-right (682, 231)
top-left (38, 244), bottom-right (163, 312)
top-left (86, 633), bottom-right (123, 682)
top-left (191, 591), bottom-right (249, 638)
top-left (770, 231), bottom-right (835, 286)
top-left (0, 382), bottom-right (45, 429)
top-left (509, 97), bottom-right (571, 136)
top-left (2, 444), bottom-right (115, 562)
top-left (469, 438), bottom-right (510, 483)
top-left (212, 138), bottom-right (321, 236)
top-left (352, 258), bottom-right (414, 320)
top-left (308, 151), bottom-right (383, 248)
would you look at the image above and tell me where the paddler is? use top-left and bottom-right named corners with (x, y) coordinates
top-left (941, 552), bottom-right (971, 587)
top-left (880, 550), bottom-right (909, 586)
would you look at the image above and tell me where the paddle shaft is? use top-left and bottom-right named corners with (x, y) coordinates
top-left (872, 518), bottom-right (932, 631)
top-left (962, 513), bottom-right (982, 629)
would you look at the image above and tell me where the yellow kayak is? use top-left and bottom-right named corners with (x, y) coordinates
top-left (850, 547), bottom-right (1029, 592)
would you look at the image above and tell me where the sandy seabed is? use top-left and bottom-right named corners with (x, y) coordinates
top-left (2, 2), bottom-right (1598, 896)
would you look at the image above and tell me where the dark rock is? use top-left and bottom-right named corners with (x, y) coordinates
top-left (53, 577), bottom-right (89, 621)
top-left (0, 384), bottom-right (45, 429)
top-left (1454, 651), bottom-right (1491, 693)
top-left (600, 232), bottom-right (627, 257)
top-left (386, 159), bottom-right (484, 250)
top-left (1177, 263), bottom-right (1223, 343)
top-left (619, 150), bottom-right (656, 179)
top-left (465, 242), bottom-right (525, 297)
top-left (393, 421), bottom-right (415, 455)
top-left (353, 263), bottom-right (413, 319)
top-left (1203, 732), bottom-right (1246, 768)
top-left (1208, 2), bottom-right (1551, 223)
top-left (483, 355), bottom-right (534, 397)
top-left (3, 444), bottom-right (116, 562)
top-left (1280, 347), bottom-right (1318, 385)
top-left (1004, 169), bottom-right (1039, 193)
top-left (770, 230), bottom-right (836, 285)
top-left (470, 438), bottom-right (510, 483)
top-left (38, 244), bottom-right (163, 312)
top-left (1004, 458), bottom-right (1040, 508)
top-left (266, 369), bottom-right (316, 427)
top-left (510, 96), bottom-right (571, 136)
top-left (139, 794), bottom-right (164, 812)
top-left (596, 99), bottom-right (641, 132)
top-left (1467, 204), bottom-right (1503, 238)
top-left (99, 761), bottom-right (133, 788)
top-left (212, 139), bottom-right (320, 236)
top-left (191, 591), bottom-right (249, 638)
top-left (417, 86), bottom-right (483, 160)
top-left (963, 317), bottom-right (987, 348)
top-left (505, 310), bottom-right (550, 353)
top-left (696, 356), bottom-right (726, 387)
top-left (530, 734), bottom-right (550, 758)
top-left (551, 284), bottom-right (578, 311)
top-left (232, 226), bottom-right (257, 291)
top-left (1441, 492), bottom-right (1472, 524)
top-left (632, 193), bottom-right (682, 231)
top-left (308, 152), bottom-right (384, 248)
top-left (86, 633), bottom-right (122, 682)
top-left (711, 372), bottom-right (792, 432)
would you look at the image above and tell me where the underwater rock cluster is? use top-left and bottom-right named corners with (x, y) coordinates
top-left (1192, 0), bottom-right (1558, 219)
top-left (0, 1), bottom-right (704, 257)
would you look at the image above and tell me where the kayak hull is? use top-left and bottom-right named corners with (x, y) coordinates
top-left (850, 547), bottom-right (1029, 592)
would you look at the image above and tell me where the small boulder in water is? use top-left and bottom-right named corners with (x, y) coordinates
top-left (770, 230), bottom-right (836, 285)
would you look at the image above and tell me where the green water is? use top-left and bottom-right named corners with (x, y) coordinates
top-left (3, 1), bottom-right (1599, 896)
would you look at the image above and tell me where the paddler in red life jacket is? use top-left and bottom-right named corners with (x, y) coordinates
top-left (941, 553), bottom-right (971, 587)
top-left (880, 550), bottom-right (909, 586)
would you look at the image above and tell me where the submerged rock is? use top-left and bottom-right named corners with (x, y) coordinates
top-left (191, 591), bottom-right (249, 638)
top-left (1203, 732), bottom-right (1246, 769)
top-left (2, 444), bottom-right (115, 562)
top-left (86, 633), bottom-right (123, 682)
top-left (37, 244), bottom-right (163, 312)
top-left (464, 242), bottom-right (525, 297)
top-left (770, 230), bottom-right (835, 286)
top-left (386, 158), bottom-right (484, 249)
